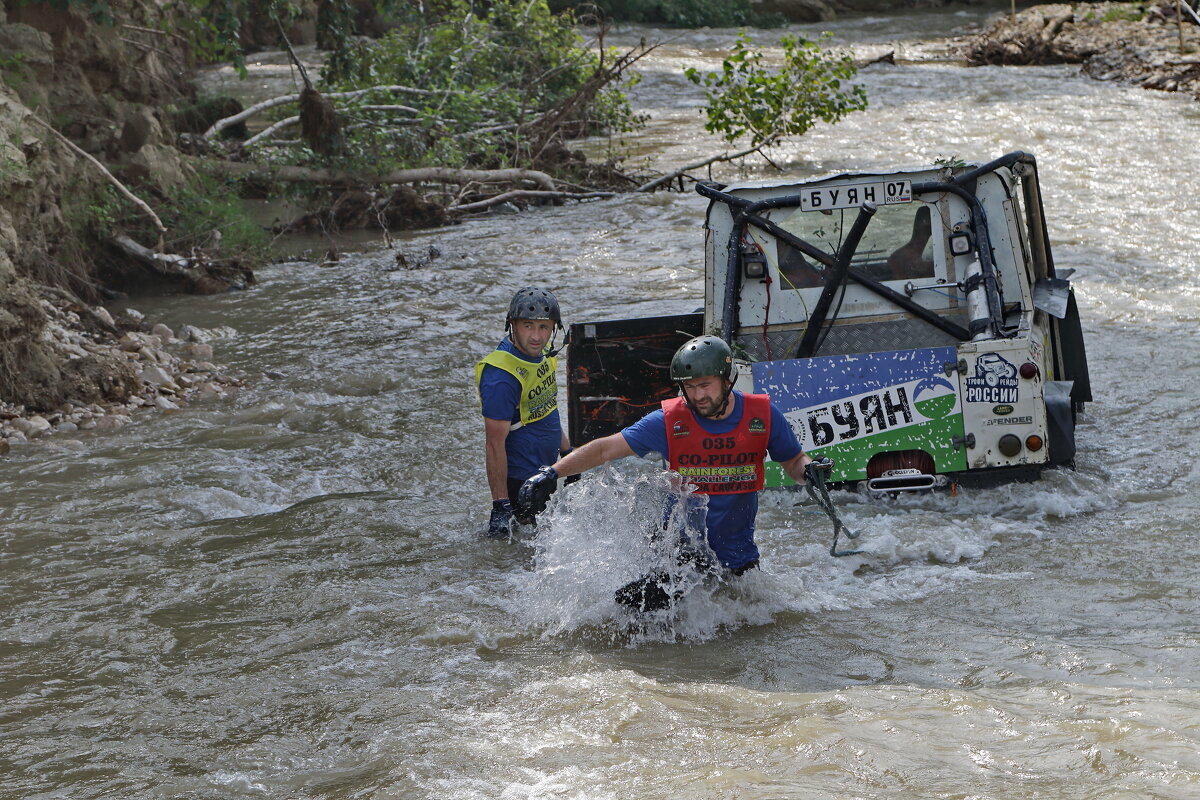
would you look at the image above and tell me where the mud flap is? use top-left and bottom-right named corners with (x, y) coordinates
top-left (1054, 289), bottom-right (1091, 412)
top-left (1044, 380), bottom-right (1076, 466)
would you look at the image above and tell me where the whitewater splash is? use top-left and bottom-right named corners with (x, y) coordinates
top-left (503, 459), bottom-right (1117, 645)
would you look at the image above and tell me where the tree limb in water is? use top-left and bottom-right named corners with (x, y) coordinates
top-left (635, 142), bottom-right (769, 193)
top-left (109, 236), bottom-right (251, 293)
top-left (448, 189), bottom-right (616, 214)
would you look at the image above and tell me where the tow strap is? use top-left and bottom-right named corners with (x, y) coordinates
top-left (804, 463), bottom-right (863, 557)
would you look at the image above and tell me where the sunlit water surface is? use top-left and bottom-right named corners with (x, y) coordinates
top-left (4, 6), bottom-right (1200, 799)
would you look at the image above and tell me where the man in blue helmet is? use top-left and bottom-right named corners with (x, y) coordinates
top-left (477, 287), bottom-right (574, 537)
top-left (520, 334), bottom-right (824, 610)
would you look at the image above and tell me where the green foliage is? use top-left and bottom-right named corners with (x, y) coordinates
top-left (61, 182), bottom-right (120, 243)
top-left (1100, 3), bottom-right (1147, 23)
top-left (0, 52), bottom-right (28, 94)
top-left (174, 0), bottom-right (251, 75)
top-left (63, 175), bottom-right (269, 265)
top-left (933, 154), bottom-right (967, 169)
top-left (160, 173), bottom-right (271, 261)
top-left (685, 32), bottom-right (868, 152)
top-left (311, 0), bottom-right (642, 170)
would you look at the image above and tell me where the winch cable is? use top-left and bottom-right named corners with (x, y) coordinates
top-left (803, 463), bottom-right (863, 557)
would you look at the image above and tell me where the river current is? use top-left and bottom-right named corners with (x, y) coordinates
top-left (4, 6), bottom-right (1200, 798)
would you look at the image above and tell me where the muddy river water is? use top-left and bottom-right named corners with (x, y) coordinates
top-left (4, 6), bottom-right (1200, 798)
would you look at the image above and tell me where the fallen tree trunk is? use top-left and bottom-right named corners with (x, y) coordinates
top-left (202, 84), bottom-right (444, 140)
top-left (216, 161), bottom-right (559, 190)
top-left (110, 236), bottom-right (253, 294)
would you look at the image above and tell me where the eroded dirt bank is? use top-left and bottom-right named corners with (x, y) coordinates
top-left (0, 0), bottom-right (248, 454)
top-left (960, 2), bottom-right (1200, 98)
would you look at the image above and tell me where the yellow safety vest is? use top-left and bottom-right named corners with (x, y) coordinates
top-left (475, 348), bottom-right (558, 430)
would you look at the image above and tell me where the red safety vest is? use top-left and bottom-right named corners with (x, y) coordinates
top-left (662, 393), bottom-right (771, 495)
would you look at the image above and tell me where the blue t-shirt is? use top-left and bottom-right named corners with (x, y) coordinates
top-left (478, 337), bottom-right (563, 483)
top-left (620, 391), bottom-right (803, 570)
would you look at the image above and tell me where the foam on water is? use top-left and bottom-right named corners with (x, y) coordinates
top-left (502, 456), bottom-right (1122, 645)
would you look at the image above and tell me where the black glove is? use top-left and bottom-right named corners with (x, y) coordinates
top-left (803, 456), bottom-right (834, 486)
top-left (487, 499), bottom-right (514, 537)
top-left (518, 466), bottom-right (558, 518)
top-left (560, 448), bottom-right (581, 486)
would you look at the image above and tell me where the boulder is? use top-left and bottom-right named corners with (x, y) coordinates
top-left (124, 143), bottom-right (189, 192)
top-left (140, 364), bottom-right (180, 393)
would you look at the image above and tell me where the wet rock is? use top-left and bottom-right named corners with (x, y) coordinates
top-left (93, 415), bottom-right (128, 430)
top-left (153, 396), bottom-right (179, 412)
top-left (139, 364), bottom-right (180, 393)
top-left (151, 322), bottom-right (175, 341)
top-left (185, 342), bottom-right (214, 361)
top-left (13, 415), bottom-right (51, 437)
top-left (120, 331), bottom-right (158, 351)
top-left (178, 324), bottom-right (208, 343)
top-left (0, 438), bottom-right (9, 455)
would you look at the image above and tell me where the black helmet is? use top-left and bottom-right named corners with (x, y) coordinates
top-left (670, 335), bottom-right (737, 383)
top-left (506, 287), bottom-right (562, 330)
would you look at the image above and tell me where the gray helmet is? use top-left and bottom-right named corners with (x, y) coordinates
top-left (506, 287), bottom-right (562, 330)
top-left (670, 335), bottom-right (737, 383)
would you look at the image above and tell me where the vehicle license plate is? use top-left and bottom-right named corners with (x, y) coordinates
top-left (799, 179), bottom-right (912, 212)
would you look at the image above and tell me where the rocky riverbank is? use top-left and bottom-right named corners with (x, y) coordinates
top-left (0, 310), bottom-right (243, 455)
top-left (959, 2), bottom-right (1200, 99)
top-left (0, 0), bottom-right (258, 457)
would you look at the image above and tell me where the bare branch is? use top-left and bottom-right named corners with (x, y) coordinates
top-left (635, 142), bottom-right (768, 193)
top-left (242, 115), bottom-right (300, 148)
top-left (202, 85), bottom-right (446, 140)
top-left (448, 189), bottom-right (616, 214)
top-left (26, 114), bottom-right (166, 234)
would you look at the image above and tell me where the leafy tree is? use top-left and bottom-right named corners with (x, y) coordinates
top-left (311, 0), bottom-right (644, 170)
top-left (685, 31), bottom-right (868, 158)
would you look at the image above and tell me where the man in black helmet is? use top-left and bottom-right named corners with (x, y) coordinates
top-left (476, 287), bottom-right (574, 537)
top-left (520, 335), bottom-right (818, 609)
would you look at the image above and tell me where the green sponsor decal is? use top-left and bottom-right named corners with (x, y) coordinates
top-left (915, 393), bottom-right (957, 420)
top-left (767, 413), bottom-right (967, 487)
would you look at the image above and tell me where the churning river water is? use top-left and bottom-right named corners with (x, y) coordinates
top-left (5, 6), bottom-right (1200, 798)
